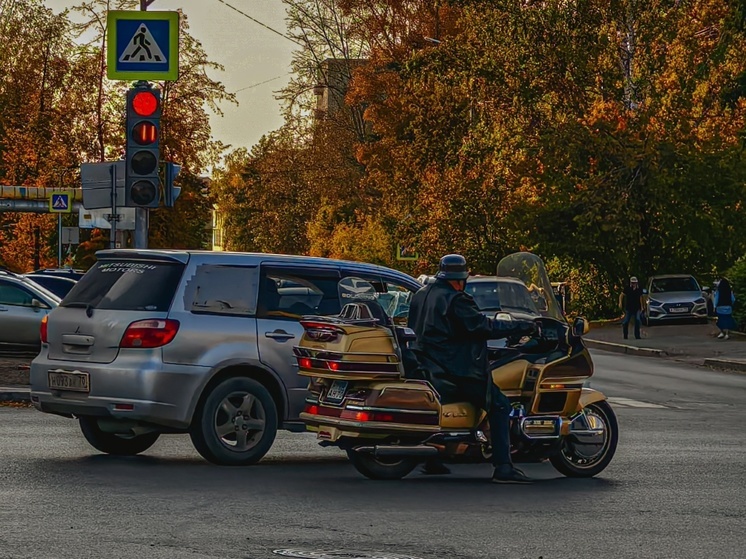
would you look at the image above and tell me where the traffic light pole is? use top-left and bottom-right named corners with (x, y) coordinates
top-left (110, 162), bottom-right (118, 249)
top-left (132, 0), bottom-right (157, 249)
top-left (134, 209), bottom-right (148, 248)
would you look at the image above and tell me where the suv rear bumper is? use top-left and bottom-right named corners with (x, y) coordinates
top-left (30, 349), bottom-right (210, 430)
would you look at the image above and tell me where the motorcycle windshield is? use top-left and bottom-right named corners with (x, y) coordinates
top-left (496, 252), bottom-right (565, 322)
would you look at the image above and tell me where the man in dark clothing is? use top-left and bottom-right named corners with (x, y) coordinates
top-left (619, 276), bottom-right (643, 340)
top-left (407, 254), bottom-right (537, 484)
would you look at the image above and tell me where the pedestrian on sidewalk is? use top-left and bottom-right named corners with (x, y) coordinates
top-left (714, 277), bottom-right (737, 340)
top-left (619, 276), bottom-right (643, 340)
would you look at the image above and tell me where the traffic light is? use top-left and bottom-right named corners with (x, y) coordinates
top-left (164, 163), bottom-right (182, 207)
top-left (125, 84), bottom-right (161, 208)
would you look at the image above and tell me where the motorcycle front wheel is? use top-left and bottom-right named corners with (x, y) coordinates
top-left (550, 400), bottom-right (619, 478)
top-left (346, 449), bottom-right (418, 480)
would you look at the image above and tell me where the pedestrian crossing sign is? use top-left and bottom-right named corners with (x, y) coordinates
top-left (107, 11), bottom-right (179, 81)
top-left (50, 191), bottom-right (72, 213)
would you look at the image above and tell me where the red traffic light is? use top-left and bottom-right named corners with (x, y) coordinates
top-left (132, 121), bottom-right (158, 145)
top-left (132, 91), bottom-right (158, 116)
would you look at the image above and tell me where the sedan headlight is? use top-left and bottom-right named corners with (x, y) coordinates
top-left (694, 298), bottom-right (706, 304)
top-left (649, 299), bottom-right (663, 306)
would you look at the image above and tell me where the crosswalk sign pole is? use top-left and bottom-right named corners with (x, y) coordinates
top-left (57, 214), bottom-right (62, 267)
top-left (136, 0), bottom-right (152, 250)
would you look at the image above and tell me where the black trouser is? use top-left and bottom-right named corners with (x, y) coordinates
top-left (438, 376), bottom-right (512, 466)
top-left (622, 310), bottom-right (641, 339)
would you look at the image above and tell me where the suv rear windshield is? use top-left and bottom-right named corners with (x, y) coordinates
top-left (61, 260), bottom-right (185, 312)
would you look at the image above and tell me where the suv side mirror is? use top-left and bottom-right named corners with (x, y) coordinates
top-left (573, 317), bottom-right (590, 337)
top-left (702, 287), bottom-right (711, 293)
top-left (31, 298), bottom-right (44, 312)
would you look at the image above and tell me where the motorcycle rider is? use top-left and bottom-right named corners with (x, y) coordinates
top-left (408, 254), bottom-right (536, 484)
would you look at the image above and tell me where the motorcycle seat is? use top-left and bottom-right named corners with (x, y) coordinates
top-left (440, 402), bottom-right (481, 429)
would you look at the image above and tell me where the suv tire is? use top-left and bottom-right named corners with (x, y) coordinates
top-left (79, 416), bottom-right (160, 456)
top-left (190, 376), bottom-right (278, 466)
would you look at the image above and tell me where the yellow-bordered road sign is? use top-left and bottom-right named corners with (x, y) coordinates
top-left (107, 11), bottom-right (179, 81)
top-left (396, 245), bottom-right (419, 261)
top-left (50, 191), bottom-right (72, 213)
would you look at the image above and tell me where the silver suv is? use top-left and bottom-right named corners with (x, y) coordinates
top-left (30, 250), bottom-right (420, 465)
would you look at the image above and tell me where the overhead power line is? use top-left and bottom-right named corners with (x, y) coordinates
top-left (235, 74), bottom-right (290, 93)
top-left (214, 0), bottom-right (304, 47)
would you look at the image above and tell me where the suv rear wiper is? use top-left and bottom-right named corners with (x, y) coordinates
top-left (64, 302), bottom-right (95, 317)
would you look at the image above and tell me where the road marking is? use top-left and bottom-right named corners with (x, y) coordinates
top-left (607, 397), bottom-right (668, 409)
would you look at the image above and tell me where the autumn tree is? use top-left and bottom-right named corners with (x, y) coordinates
top-left (214, 0), bottom-right (746, 318)
top-left (0, 0), bottom-right (83, 270)
top-left (0, 0), bottom-right (233, 270)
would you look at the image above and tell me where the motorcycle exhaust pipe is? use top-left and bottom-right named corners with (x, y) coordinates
top-left (356, 445), bottom-right (439, 457)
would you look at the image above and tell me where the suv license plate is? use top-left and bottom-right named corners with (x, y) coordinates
top-left (48, 371), bottom-right (90, 393)
top-left (326, 380), bottom-right (348, 403)
top-left (670, 307), bottom-right (688, 313)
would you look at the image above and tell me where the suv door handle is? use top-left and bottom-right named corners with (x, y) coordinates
top-left (265, 330), bottom-right (295, 340)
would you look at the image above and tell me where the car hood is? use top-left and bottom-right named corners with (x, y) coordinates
top-left (648, 291), bottom-right (704, 304)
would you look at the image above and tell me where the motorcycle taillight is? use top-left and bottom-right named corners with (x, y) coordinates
top-left (300, 321), bottom-right (345, 342)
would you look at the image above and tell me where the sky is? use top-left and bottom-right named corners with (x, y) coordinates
top-left (44, 0), bottom-right (297, 158)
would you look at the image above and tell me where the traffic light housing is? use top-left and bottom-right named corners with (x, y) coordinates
top-left (164, 163), bottom-right (182, 207)
top-left (125, 85), bottom-right (161, 208)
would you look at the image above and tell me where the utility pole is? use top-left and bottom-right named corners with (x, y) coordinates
top-left (33, 226), bottom-right (40, 270)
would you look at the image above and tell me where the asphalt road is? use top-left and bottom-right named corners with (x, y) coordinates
top-left (1, 351), bottom-right (744, 559)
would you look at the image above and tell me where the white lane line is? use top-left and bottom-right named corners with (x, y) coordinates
top-left (607, 397), bottom-right (668, 409)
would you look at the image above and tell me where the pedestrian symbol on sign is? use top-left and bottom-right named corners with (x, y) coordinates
top-left (119, 24), bottom-right (166, 63)
top-left (50, 192), bottom-right (72, 213)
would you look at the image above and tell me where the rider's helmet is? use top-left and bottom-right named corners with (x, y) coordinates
top-left (436, 254), bottom-right (469, 280)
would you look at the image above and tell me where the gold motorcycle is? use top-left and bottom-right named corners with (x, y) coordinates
top-left (294, 252), bottom-right (618, 480)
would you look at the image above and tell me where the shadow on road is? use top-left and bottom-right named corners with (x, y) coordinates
top-left (21, 453), bottom-right (623, 501)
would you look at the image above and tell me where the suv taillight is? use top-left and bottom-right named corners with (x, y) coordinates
top-left (40, 315), bottom-right (48, 344)
top-left (120, 319), bottom-right (180, 348)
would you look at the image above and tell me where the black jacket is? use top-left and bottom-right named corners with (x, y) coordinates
top-left (407, 279), bottom-right (532, 383)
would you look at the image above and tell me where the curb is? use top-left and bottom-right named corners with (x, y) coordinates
top-left (585, 339), bottom-right (667, 358)
top-left (703, 358), bottom-right (746, 374)
top-left (0, 386), bottom-right (30, 403)
top-left (587, 341), bottom-right (746, 374)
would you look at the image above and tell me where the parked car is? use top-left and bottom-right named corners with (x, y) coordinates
top-left (702, 280), bottom-right (719, 317)
top-left (32, 268), bottom-right (86, 281)
top-left (0, 270), bottom-right (60, 350)
top-left (23, 274), bottom-right (77, 299)
top-left (642, 274), bottom-right (709, 325)
top-left (30, 250), bottom-right (422, 465)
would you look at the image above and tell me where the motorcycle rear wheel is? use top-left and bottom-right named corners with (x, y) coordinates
top-left (550, 400), bottom-right (619, 478)
top-left (346, 449), bottom-right (418, 480)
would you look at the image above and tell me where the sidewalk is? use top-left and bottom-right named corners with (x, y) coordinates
top-left (0, 356), bottom-right (31, 403)
top-left (586, 319), bottom-right (746, 372)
